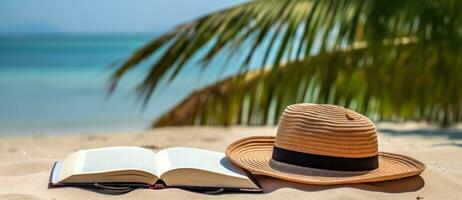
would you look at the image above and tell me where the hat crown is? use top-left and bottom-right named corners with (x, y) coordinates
top-left (275, 103), bottom-right (378, 158)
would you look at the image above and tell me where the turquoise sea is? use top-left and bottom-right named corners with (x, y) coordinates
top-left (0, 34), bottom-right (252, 136)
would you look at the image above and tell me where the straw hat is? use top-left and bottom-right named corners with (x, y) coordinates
top-left (226, 103), bottom-right (425, 185)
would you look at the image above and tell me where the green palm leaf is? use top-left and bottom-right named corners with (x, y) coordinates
top-left (111, 0), bottom-right (462, 126)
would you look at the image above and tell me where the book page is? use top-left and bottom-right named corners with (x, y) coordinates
top-left (154, 149), bottom-right (172, 175)
top-left (56, 146), bottom-right (259, 189)
top-left (156, 147), bottom-right (249, 179)
top-left (79, 146), bottom-right (158, 175)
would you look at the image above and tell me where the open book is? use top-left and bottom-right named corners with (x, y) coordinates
top-left (49, 146), bottom-right (261, 193)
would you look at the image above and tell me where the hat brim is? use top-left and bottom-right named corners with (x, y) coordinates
top-left (226, 136), bottom-right (425, 185)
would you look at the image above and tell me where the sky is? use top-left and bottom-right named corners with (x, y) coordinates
top-left (0, 0), bottom-right (247, 34)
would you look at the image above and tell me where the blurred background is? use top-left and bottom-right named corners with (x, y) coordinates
top-left (1, 0), bottom-right (461, 136)
top-left (0, 0), bottom-right (246, 135)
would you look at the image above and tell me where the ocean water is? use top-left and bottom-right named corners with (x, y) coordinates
top-left (0, 34), bottom-right (248, 136)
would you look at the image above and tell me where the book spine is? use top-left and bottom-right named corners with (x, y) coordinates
top-left (151, 183), bottom-right (165, 189)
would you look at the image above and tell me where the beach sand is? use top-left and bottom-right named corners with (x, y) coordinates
top-left (1, 123), bottom-right (461, 199)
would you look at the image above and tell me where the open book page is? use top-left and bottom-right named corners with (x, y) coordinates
top-left (80, 146), bottom-right (157, 174)
top-left (58, 146), bottom-right (158, 184)
top-left (53, 146), bottom-right (260, 190)
top-left (155, 147), bottom-right (258, 189)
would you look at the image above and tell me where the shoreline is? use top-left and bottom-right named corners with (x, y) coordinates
top-left (0, 123), bottom-right (150, 138)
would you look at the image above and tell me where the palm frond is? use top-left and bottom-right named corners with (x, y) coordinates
top-left (154, 39), bottom-right (462, 127)
top-left (112, 0), bottom-right (462, 126)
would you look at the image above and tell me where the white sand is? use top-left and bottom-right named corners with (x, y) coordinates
top-left (0, 123), bottom-right (461, 199)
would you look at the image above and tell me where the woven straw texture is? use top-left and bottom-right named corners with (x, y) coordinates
top-left (276, 103), bottom-right (378, 158)
top-left (226, 104), bottom-right (425, 185)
